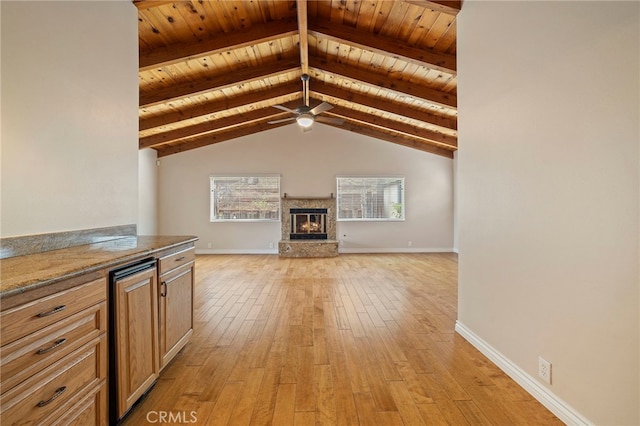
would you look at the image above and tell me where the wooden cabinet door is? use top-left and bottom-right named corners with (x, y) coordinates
top-left (113, 267), bottom-right (159, 419)
top-left (158, 264), bottom-right (194, 369)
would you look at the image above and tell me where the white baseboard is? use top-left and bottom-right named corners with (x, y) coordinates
top-left (455, 321), bottom-right (592, 426)
top-left (339, 247), bottom-right (454, 254)
top-left (195, 248), bottom-right (278, 255)
top-left (196, 248), bottom-right (455, 255)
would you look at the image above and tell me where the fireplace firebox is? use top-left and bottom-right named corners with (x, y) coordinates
top-left (290, 208), bottom-right (328, 240)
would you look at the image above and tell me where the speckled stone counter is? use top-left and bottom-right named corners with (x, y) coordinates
top-left (0, 235), bottom-right (198, 300)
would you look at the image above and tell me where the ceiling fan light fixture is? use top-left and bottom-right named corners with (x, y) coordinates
top-left (296, 114), bottom-right (314, 128)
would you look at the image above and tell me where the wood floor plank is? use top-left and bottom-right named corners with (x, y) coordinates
top-left (338, 280), bottom-right (367, 338)
top-left (248, 351), bottom-right (283, 425)
top-left (295, 345), bottom-right (315, 412)
top-left (339, 330), bottom-right (371, 394)
top-left (205, 381), bottom-right (244, 425)
top-left (377, 411), bottom-right (406, 426)
top-left (313, 326), bottom-right (330, 365)
top-left (416, 403), bottom-right (450, 425)
top-left (120, 254), bottom-right (560, 425)
top-left (432, 398), bottom-right (472, 426)
top-left (455, 399), bottom-right (494, 425)
top-left (272, 383), bottom-right (296, 425)
top-left (352, 392), bottom-right (381, 426)
top-left (226, 368), bottom-right (265, 426)
top-left (358, 335), bottom-right (398, 411)
top-left (294, 411), bottom-right (316, 425)
top-left (314, 364), bottom-right (337, 425)
top-left (357, 314), bottom-right (403, 382)
top-left (182, 346), bottom-right (228, 397)
top-left (389, 380), bottom-right (428, 425)
top-left (327, 349), bottom-right (359, 426)
top-left (395, 361), bottom-right (435, 404)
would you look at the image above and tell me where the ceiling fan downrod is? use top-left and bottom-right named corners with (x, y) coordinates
top-left (301, 73), bottom-right (310, 107)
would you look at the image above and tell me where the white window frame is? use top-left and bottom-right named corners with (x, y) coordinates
top-left (210, 174), bottom-right (281, 222)
top-left (336, 176), bottom-right (405, 221)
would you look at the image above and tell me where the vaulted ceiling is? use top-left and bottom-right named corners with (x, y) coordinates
top-left (136, 0), bottom-right (458, 158)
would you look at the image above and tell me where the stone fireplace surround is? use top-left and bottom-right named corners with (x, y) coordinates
top-left (278, 195), bottom-right (339, 257)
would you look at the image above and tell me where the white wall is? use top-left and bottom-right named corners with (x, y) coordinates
top-left (138, 149), bottom-right (158, 235)
top-left (457, 2), bottom-right (639, 425)
top-left (452, 152), bottom-right (458, 253)
top-left (158, 124), bottom-right (454, 253)
top-left (0, 1), bottom-right (139, 237)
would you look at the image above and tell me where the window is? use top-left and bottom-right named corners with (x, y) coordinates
top-left (337, 176), bottom-right (404, 221)
top-left (210, 175), bottom-right (280, 221)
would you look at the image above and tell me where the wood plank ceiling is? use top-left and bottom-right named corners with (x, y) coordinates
top-left (136, 0), bottom-right (458, 158)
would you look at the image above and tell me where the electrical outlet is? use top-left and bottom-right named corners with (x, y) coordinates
top-left (207, 242), bottom-right (212, 249)
top-left (269, 242), bottom-right (274, 249)
top-left (538, 356), bottom-right (552, 385)
top-left (408, 241), bottom-right (413, 247)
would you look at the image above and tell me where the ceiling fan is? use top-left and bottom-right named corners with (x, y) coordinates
top-left (268, 74), bottom-right (344, 131)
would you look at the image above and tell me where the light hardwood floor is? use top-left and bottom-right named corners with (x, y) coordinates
top-left (122, 253), bottom-right (562, 425)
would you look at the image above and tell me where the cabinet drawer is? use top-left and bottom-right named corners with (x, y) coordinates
top-left (1, 302), bottom-right (106, 392)
top-left (0, 334), bottom-right (106, 426)
top-left (48, 382), bottom-right (107, 426)
top-left (158, 247), bottom-right (194, 275)
top-left (0, 277), bottom-right (106, 346)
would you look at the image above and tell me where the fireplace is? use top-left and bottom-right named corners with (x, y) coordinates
top-left (279, 195), bottom-right (338, 257)
top-left (290, 208), bottom-right (328, 240)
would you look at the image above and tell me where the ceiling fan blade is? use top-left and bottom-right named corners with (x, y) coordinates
top-left (272, 104), bottom-right (297, 114)
top-left (309, 102), bottom-right (333, 116)
top-left (268, 117), bottom-right (297, 124)
top-left (315, 116), bottom-right (345, 125)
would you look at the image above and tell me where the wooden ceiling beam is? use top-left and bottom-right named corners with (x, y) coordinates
top-left (133, 0), bottom-right (175, 9)
top-left (310, 80), bottom-right (457, 132)
top-left (320, 120), bottom-right (454, 158)
top-left (139, 19), bottom-right (298, 71)
top-left (308, 20), bottom-right (456, 75)
top-left (156, 119), bottom-right (292, 157)
top-left (140, 101), bottom-right (298, 149)
top-left (296, 0), bottom-right (310, 106)
top-left (140, 59), bottom-right (300, 107)
top-left (154, 109), bottom-right (455, 159)
top-left (326, 105), bottom-right (457, 149)
top-left (296, 0), bottom-right (309, 77)
top-left (139, 81), bottom-right (301, 131)
top-left (402, 0), bottom-right (461, 15)
top-left (309, 57), bottom-right (456, 109)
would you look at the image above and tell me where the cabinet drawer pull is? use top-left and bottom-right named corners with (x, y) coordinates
top-left (37, 386), bottom-right (67, 407)
top-left (175, 256), bottom-right (186, 262)
top-left (36, 305), bottom-right (66, 318)
top-left (160, 282), bottom-right (167, 297)
top-left (36, 338), bottom-right (67, 355)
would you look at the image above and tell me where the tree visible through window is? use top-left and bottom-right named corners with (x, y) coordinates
top-left (210, 175), bottom-right (280, 221)
top-left (337, 177), bottom-right (404, 220)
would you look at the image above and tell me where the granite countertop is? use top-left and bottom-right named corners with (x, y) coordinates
top-left (0, 235), bottom-right (198, 299)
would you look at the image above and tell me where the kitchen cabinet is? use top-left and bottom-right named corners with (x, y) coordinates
top-left (0, 275), bottom-right (108, 425)
top-left (112, 261), bottom-right (160, 420)
top-left (157, 246), bottom-right (195, 370)
top-left (0, 233), bottom-right (197, 424)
